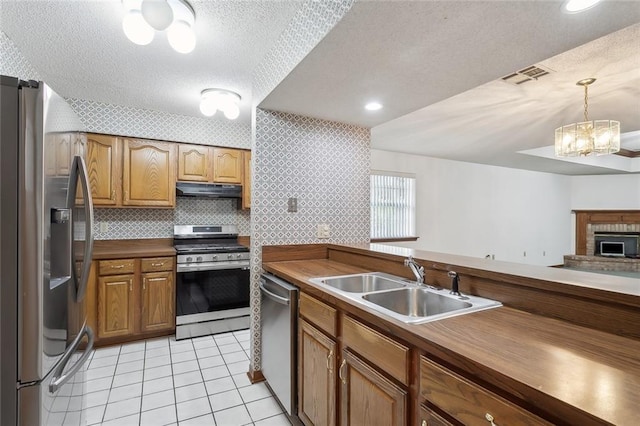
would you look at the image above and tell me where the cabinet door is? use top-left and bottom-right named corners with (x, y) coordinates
top-left (241, 151), bottom-right (251, 209)
top-left (212, 147), bottom-right (243, 184)
top-left (55, 133), bottom-right (72, 176)
top-left (122, 139), bottom-right (176, 207)
top-left (298, 320), bottom-right (337, 426)
top-left (97, 274), bottom-right (135, 339)
top-left (340, 350), bottom-right (406, 426)
top-left (86, 134), bottom-right (120, 206)
top-left (140, 271), bottom-right (175, 333)
top-left (178, 144), bottom-right (212, 182)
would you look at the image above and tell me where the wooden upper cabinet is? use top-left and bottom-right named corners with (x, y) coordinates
top-left (122, 138), bottom-right (176, 207)
top-left (72, 132), bottom-right (87, 159)
top-left (241, 150), bottom-right (252, 209)
top-left (86, 133), bottom-right (121, 206)
top-left (55, 133), bottom-right (72, 176)
top-left (178, 144), bottom-right (212, 182)
top-left (213, 147), bottom-right (243, 184)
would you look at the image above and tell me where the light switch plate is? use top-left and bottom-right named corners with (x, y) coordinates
top-left (287, 197), bottom-right (297, 212)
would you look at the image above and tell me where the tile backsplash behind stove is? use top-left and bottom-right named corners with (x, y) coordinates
top-left (93, 197), bottom-right (250, 240)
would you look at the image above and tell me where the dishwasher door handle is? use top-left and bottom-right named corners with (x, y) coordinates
top-left (260, 282), bottom-right (290, 305)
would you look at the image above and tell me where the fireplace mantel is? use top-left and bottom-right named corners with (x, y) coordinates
top-left (574, 210), bottom-right (640, 255)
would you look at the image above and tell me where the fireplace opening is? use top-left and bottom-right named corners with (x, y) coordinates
top-left (594, 233), bottom-right (640, 258)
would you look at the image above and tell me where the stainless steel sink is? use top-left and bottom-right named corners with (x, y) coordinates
top-left (317, 273), bottom-right (406, 293)
top-left (309, 272), bottom-right (501, 324)
top-left (362, 287), bottom-right (472, 317)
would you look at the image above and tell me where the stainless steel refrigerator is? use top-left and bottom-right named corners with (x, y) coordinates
top-left (1, 76), bottom-right (95, 426)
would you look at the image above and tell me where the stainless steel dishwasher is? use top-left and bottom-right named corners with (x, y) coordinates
top-left (260, 273), bottom-right (299, 418)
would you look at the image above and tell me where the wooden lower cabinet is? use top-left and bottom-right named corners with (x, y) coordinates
top-left (340, 350), bottom-right (407, 426)
top-left (97, 274), bottom-right (135, 339)
top-left (141, 271), bottom-right (175, 332)
top-left (92, 256), bottom-right (175, 344)
top-left (298, 320), bottom-right (337, 426)
top-left (419, 405), bottom-right (454, 426)
top-left (295, 292), bottom-right (549, 426)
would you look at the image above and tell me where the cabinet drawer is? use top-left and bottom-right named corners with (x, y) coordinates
top-left (419, 404), bottom-right (454, 426)
top-left (99, 259), bottom-right (135, 276)
top-left (342, 315), bottom-right (409, 386)
top-left (300, 293), bottom-right (337, 337)
top-left (420, 357), bottom-right (551, 426)
top-left (141, 257), bottom-right (175, 272)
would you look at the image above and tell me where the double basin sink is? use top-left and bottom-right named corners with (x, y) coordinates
top-left (309, 272), bottom-right (501, 324)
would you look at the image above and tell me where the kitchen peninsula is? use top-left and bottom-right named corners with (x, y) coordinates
top-left (262, 243), bottom-right (640, 426)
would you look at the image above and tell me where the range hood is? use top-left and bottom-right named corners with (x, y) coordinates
top-left (176, 182), bottom-right (242, 198)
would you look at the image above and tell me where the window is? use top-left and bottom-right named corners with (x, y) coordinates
top-left (370, 171), bottom-right (416, 239)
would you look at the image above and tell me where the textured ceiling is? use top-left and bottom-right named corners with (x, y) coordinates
top-left (0, 0), bottom-right (303, 124)
top-left (261, 1), bottom-right (640, 175)
top-left (2, 0), bottom-right (639, 175)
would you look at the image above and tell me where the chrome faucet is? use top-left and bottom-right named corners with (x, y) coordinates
top-left (404, 256), bottom-right (425, 284)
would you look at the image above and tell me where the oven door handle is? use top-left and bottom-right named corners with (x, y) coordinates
top-left (259, 282), bottom-right (290, 305)
top-left (177, 262), bottom-right (250, 273)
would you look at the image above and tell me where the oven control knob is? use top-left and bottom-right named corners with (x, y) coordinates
top-left (236, 254), bottom-right (242, 259)
top-left (196, 256), bottom-right (203, 262)
top-left (227, 254), bottom-right (233, 260)
top-left (212, 255), bottom-right (217, 260)
top-left (186, 257), bottom-right (193, 262)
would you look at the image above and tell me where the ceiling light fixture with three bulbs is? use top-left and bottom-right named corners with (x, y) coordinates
top-left (200, 89), bottom-right (241, 120)
top-left (122, 0), bottom-right (196, 54)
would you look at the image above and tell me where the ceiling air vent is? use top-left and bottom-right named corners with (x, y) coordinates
top-left (501, 65), bottom-right (553, 85)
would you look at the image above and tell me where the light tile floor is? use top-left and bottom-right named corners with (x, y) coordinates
top-left (83, 330), bottom-right (291, 426)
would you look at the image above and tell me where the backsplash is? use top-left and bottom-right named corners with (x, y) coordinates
top-left (94, 197), bottom-right (250, 240)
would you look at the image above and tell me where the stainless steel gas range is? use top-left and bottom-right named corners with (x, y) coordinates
top-left (173, 225), bottom-right (250, 340)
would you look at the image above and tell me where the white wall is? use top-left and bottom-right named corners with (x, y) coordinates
top-left (371, 150), bottom-right (573, 265)
top-left (571, 174), bottom-right (640, 209)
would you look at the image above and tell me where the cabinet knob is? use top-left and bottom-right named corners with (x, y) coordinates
top-left (111, 265), bottom-right (124, 269)
top-left (485, 413), bottom-right (498, 426)
top-left (326, 350), bottom-right (334, 371)
top-left (421, 420), bottom-right (427, 426)
top-left (151, 262), bottom-right (164, 267)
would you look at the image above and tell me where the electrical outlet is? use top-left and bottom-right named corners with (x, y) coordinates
top-left (99, 222), bottom-right (109, 233)
top-left (317, 224), bottom-right (330, 239)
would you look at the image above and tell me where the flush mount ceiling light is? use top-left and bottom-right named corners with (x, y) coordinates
top-left (365, 102), bottom-right (383, 111)
top-left (555, 78), bottom-right (620, 157)
top-left (122, 0), bottom-right (196, 53)
top-left (563, 0), bottom-right (601, 13)
top-left (200, 89), bottom-right (241, 120)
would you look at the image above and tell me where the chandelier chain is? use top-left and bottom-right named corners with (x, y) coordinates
top-left (583, 84), bottom-right (589, 122)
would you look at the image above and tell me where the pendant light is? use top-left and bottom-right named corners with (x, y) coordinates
top-left (554, 78), bottom-right (620, 157)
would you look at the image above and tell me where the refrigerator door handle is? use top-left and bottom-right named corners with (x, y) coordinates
top-left (67, 155), bottom-right (94, 302)
top-left (48, 324), bottom-right (94, 393)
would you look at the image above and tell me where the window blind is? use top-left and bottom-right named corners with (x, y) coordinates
top-left (370, 173), bottom-right (416, 239)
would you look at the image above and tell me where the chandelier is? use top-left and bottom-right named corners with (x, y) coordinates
top-left (554, 78), bottom-right (620, 157)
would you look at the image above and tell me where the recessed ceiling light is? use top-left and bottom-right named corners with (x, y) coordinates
top-left (563, 0), bottom-right (601, 13)
top-left (365, 102), bottom-right (383, 111)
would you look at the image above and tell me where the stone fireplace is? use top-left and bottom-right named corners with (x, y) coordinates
top-left (565, 210), bottom-right (640, 273)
